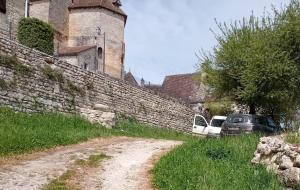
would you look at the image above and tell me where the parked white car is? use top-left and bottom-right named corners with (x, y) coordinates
top-left (192, 115), bottom-right (227, 137)
top-left (210, 116), bottom-right (227, 127)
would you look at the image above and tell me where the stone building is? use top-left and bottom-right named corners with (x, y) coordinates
top-left (140, 73), bottom-right (209, 112)
top-left (124, 71), bottom-right (139, 86)
top-left (161, 73), bottom-right (209, 112)
top-left (0, 0), bottom-right (25, 37)
top-left (29, 0), bottom-right (127, 79)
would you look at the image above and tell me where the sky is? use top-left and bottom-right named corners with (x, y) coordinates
top-left (122, 0), bottom-right (287, 84)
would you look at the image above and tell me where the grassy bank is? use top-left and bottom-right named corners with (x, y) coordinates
top-left (0, 108), bottom-right (192, 157)
top-left (153, 135), bottom-right (283, 190)
top-left (0, 108), bottom-right (284, 189)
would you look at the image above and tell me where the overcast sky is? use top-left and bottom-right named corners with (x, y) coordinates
top-left (122, 0), bottom-right (287, 84)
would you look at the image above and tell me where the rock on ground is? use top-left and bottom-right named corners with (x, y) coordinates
top-left (252, 136), bottom-right (300, 188)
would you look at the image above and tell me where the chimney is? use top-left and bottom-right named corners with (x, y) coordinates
top-left (113, 0), bottom-right (122, 7)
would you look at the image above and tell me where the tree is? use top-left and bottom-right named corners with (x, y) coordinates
top-left (199, 1), bottom-right (300, 121)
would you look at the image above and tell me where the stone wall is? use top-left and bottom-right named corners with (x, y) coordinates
top-left (48, 0), bottom-right (71, 36)
top-left (29, 0), bottom-right (50, 23)
top-left (30, 0), bottom-right (71, 36)
top-left (252, 136), bottom-right (300, 188)
top-left (0, 36), bottom-right (195, 133)
top-left (60, 48), bottom-right (98, 72)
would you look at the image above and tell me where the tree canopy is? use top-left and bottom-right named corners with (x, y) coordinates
top-left (200, 0), bottom-right (300, 122)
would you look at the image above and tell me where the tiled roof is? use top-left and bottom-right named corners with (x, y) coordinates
top-left (58, 45), bottom-right (96, 56)
top-left (162, 73), bottom-right (207, 103)
top-left (124, 71), bottom-right (138, 86)
top-left (69, 0), bottom-right (127, 19)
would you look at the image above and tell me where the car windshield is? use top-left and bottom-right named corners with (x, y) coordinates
top-left (211, 119), bottom-right (225, 127)
top-left (227, 115), bottom-right (250, 123)
top-left (267, 117), bottom-right (277, 128)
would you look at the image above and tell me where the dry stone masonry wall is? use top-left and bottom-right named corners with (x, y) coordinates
top-left (0, 36), bottom-right (195, 133)
top-left (252, 136), bottom-right (300, 188)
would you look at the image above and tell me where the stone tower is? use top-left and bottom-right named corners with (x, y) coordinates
top-left (67, 0), bottom-right (127, 79)
top-left (29, 0), bottom-right (127, 79)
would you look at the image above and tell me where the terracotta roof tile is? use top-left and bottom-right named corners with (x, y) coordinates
top-left (162, 73), bottom-right (207, 103)
top-left (58, 45), bottom-right (96, 56)
top-left (69, 0), bottom-right (127, 19)
top-left (124, 71), bottom-right (138, 86)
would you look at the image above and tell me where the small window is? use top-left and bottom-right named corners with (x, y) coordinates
top-left (0, 0), bottom-right (6, 13)
top-left (84, 63), bottom-right (88, 70)
top-left (98, 47), bottom-right (103, 59)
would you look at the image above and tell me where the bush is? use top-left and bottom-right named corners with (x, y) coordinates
top-left (204, 101), bottom-right (233, 116)
top-left (17, 17), bottom-right (54, 55)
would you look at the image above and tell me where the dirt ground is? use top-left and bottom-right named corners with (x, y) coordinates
top-left (0, 137), bottom-right (182, 190)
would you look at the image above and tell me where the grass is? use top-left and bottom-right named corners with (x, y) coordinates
top-left (43, 170), bottom-right (78, 190)
top-left (75, 154), bottom-right (109, 167)
top-left (113, 117), bottom-right (193, 141)
top-left (285, 133), bottom-right (300, 144)
top-left (0, 108), bottom-right (192, 157)
top-left (44, 154), bottom-right (109, 190)
top-left (0, 107), bottom-right (285, 189)
top-left (0, 108), bottom-right (116, 157)
top-left (153, 135), bottom-right (284, 190)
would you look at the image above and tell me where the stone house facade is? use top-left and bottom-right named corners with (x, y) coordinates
top-left (29, 0), bottom-right (127, 79)
top-left (58, 45), bottom-right (98, 72)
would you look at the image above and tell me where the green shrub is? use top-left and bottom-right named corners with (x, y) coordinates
top-left (17, 17), bottom-right (54, 55)
top-left (204, 101), bottom-right (233, 116)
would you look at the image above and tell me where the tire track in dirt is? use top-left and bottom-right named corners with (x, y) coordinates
top-left (0, 137), bottom-right (181, 190)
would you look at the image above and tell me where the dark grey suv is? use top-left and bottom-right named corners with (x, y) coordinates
top-left (220, 114), bottom-right (280, 136)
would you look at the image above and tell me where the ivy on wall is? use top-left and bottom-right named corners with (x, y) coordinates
top-left (17, 18), bottom-right (54, 55)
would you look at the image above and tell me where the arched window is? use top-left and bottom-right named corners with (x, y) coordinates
top-left (98, 47), bottom-right (103, 59)
top-left (84, 63), bottom-right (88, 70)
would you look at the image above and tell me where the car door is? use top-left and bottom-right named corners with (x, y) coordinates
top-left (256, 116), bottom-right (268, 132)
top-left (192, 115), bottom-right (208, 135)
top-left (266, 117), bottom-right (277, 133)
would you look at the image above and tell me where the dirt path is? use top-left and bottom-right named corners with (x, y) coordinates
top-left (0, 137), bottom-right (181, 190)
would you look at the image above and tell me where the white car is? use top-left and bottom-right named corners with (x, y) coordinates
top-left (192, 115), bottom-right (227, 137)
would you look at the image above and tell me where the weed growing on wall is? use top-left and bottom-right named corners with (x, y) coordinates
top-left (66, 80), bottom-right (85, 96)
top-left (0, 79), bottom-right (8, 90)
top-left (17, 18), bottom-right (54, 55)
top-left (0, 54), bottom-right (31, 76)
top-left (84, 75), bottom-right (94, 90)
top-left (42, 65), bottom-right (64, 83)
top-left (42, 65), bottom-right (85, 97)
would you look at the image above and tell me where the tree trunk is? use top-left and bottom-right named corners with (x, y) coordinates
top-left (249, 103), bottom-right (256, 114)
